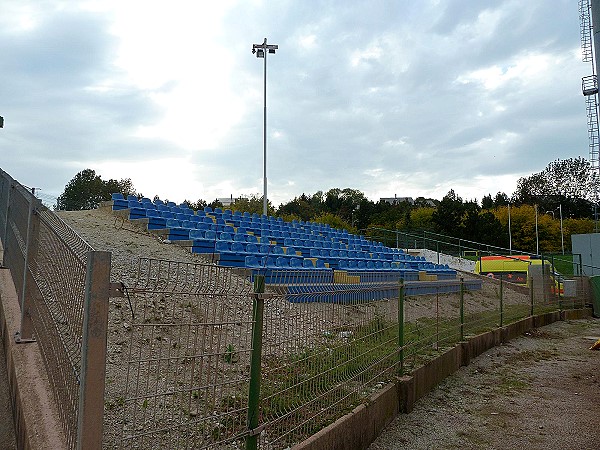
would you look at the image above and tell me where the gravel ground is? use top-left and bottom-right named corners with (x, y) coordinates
top-left (369, 318), bottom-right (600, 450)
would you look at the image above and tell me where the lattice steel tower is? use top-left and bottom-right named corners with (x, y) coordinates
top-left (580, 0), bottom-right (600, 210)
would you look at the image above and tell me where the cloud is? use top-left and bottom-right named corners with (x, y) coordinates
top-left (0, 0), bottom-right (591, 208)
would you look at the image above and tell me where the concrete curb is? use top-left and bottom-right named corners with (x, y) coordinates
top-left (293, 307), bottom-right (594, 450)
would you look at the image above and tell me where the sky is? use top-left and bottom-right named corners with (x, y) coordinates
top-left (0, 0), bottom-right (592, 207)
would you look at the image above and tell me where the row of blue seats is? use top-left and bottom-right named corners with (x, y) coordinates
top-left (143, 215), bottom-right (397, 254)
top-left (205, 238), bottom-right (455, 276)
top-left (113, 194), bottom-right (374, 243)
top-left (124, 204), bottom-right (372, 245)
top-left (242, 255), bottom-right (425, 272)
top-left (188, 231), bottom-right (410, 262)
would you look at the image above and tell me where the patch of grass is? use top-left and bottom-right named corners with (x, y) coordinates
top-left (495, 372), bottom-right (530, 395)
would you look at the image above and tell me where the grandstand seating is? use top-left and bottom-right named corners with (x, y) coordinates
top-left (110, 194), bottom-right (456, 281)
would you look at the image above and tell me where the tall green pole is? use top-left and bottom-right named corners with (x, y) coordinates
top-left (499, 274), bottom-right (503, 327)
top-left (246, 275), bottom-right (265, 450)
top-left (398, 280), bottom-right (405, 375)
top-left (459, 277), bottom-right (465, 341)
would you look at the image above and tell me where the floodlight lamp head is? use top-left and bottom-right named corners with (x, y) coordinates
top-left (256, 49), bottom-right (265, 58)
top-left (268, 48), bottom-right (276, 54)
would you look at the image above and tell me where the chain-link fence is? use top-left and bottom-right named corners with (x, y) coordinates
top-left (0, 169), bottom-right (110, 449)
top-left (101, 256), bottom-right (589, 449)
top-left (103, 258), bottom-right (254, 449)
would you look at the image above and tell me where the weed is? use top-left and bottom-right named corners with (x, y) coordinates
top-left (223, 343), bottom-right (238, 363)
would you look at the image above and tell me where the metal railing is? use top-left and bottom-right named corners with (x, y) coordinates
top-left (0, 168), bottom-right (110, 449)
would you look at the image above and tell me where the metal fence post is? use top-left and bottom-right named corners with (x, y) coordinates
top-left (530, 278), bottom-right (534, 316)
top-left (246, 274), bottom-right (265, 450)
top-left (499, 274), bottom-right (503, 328)
top-left (16, 196), bottom-right (41, 343)
top-left (459, 277), bottom-right (464, 341)
top-left (398, 279), bottom-right (405, 375)
top-left (0, 179), bottom-right (11, 266)
top-left (77, 251), bottom-right (111, 450)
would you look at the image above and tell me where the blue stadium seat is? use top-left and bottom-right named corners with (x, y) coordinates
top-left (166, 218), bottom-right (181, 228)
top-left (290, 258), bottom-right (303, 269)
top-left (146, 209), bottom-right (160, 218)
top-left (233, 233), bottom-right (246, 243)
top-left (245, 256), bottom-right (261, 268)
top-left (189, 230), bottom-right (204, 239)
top-left (246, 234), bottom-right (259, 244)
top-left (258, 244), bottom-right (270, 254)
top-left (303, 259), bottom-right (315, 269)
top-left (272, 246), bottom-right (284, 256)
top-left (286, 247), bottom-right (297, 256)
top-left (231, 242), bottom-right (245, 253)
top-left (215, 240), bottom-right (230, 252)
top-left (262, 256), bottom-right (277, 268)
top-left (219, 232), bottom-right (233, 241)
top-left (246, 243), bottom-right (259, 254)
top-left (276, 257), bottom-right (290, 268)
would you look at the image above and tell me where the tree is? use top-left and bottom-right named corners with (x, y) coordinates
top-left (56, 169), bottom-right (135, 210)
top-left (230, 194), bottom-right (274, 216)
top-left (432, 190), bottom-right (465, 236)
top-left (481, 194), bottom-right (494, 210)
top-left (513, 157), bottom-right (597, 217)
top-left (277, 194), bottom-right (314, 221)
top-left (410, 207), bottom-right (435, 231)
top-left (313, 212), bottom-right (354, 232)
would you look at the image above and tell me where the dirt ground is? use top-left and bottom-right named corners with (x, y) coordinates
top-left (369, 318), bottom-right (600, 450)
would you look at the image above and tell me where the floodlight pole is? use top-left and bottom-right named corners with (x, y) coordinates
top-left (508, 203), bottom-right (512, 255)
top-left (252, 38), bottom-right (278, 216)
top-left (535, 204), bottom-right (539, 256)
top-left (559, 203), bottom-right (564, 255)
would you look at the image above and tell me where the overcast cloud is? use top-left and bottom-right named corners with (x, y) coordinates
top-left (0, 0), bottom-right (590, 206)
